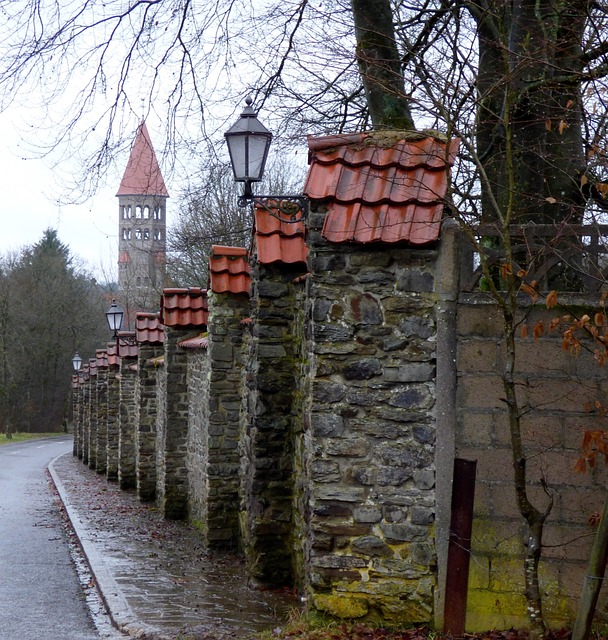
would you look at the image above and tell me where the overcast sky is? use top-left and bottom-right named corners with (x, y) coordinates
top-left (0, 105), bottom-right (161, 280)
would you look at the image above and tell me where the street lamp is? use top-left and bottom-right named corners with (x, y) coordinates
top-left (224, 97), bottom-right (308, 223)
top-left (105, 299), bottom-right (124, 338)
top-left (72, 352), bottom-right (83, 372)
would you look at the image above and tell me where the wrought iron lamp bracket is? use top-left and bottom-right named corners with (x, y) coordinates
top-left (238, 194), bottom-right (308, 224)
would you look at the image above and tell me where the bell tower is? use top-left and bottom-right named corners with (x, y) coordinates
top-left (116, 121), bottom-right (169, 313)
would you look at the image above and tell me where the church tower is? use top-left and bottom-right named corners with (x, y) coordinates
top-left (116, 121), bottom-right (169, 313)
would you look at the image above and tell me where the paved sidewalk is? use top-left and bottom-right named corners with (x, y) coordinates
top-left (49, 452), bottom-right (297, 640)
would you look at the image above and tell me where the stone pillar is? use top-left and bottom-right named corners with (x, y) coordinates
top-left (200, 289), bottom-right (249, 547)
top-left (155, 356), bottom-right (167, 506)
top-left (106, 346), bottom-right (121, 481)
top-left (95, 357), bottom-right (109, 476)
top-left (305, 217), bottom-right (439, 623)
top-left (72, 376), bottom-right (80, 457)
top-left (119, 346), bottom-right (138, 490)
top-left (183, 342), bottom-right (208, 530)
top-left (81, 365), bottom-right (91, 465)
top-left (242, 260), bottom-right (307, 586)
top-left (87, 360), bottom-right (98, 470)
top-left (136, 342), bottom-right (163, 501)
top-left (159, 326), bottom-right (189, 519)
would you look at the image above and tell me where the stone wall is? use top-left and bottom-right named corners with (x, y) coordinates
top-left (106, 366), bottom-right (120, 482)
top-left (455, 293), bottom-right (608, 630)
top-left (186, 346), bottom-right (209, 531)
top-left (304, 207), bottom-right (439, 624)
top-left (119, 357), bottom-right (138, 490)
top-left (70, 221), bottom-right (608, 632)
top-left (241, 258), bottom-right (308, 585)
top-left (159, 327), bottom-right (189, 519)
top-left (137, 344), bottom-right (163, 501)
top-left (155, 354), bottom-right (167, 507)
top-left (95, 367), bottom-right (108, 476)
top-left (206, 290), bottom-right (250, 547)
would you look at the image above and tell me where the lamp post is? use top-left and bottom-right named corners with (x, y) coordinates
top-left (224, 97), bottom-right (308, 223)
top-left (72, 352), bottom-right (83, 372)
top-left (105, 299), bottom-right (124, 354)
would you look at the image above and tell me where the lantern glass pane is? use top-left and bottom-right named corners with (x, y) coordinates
top-left (247, 134), bottom-right (270, 181)
top-left (227, 135), bottom-right (248, 181)
top-left (105, 302), bottom-right (124, 332)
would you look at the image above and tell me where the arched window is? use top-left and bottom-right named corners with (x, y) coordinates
top-left (122, 228), bottom-right (131, 240)
top-left (135, 206), bottom-right (142, 219)
top-left (136, 276), bottom-right (142, 286)
top-left (123, 206), bottom-right (132, 219)
top-left (153, 228), bottom-right (160, 240)
top-left (153, 207), bottom-right (163, 220)
top-left (135, 228), bottom-right (142, 240)
top-left (143, 206), bottom-right (150, 219)
top-left (143, 228), bottom-right (150, 240)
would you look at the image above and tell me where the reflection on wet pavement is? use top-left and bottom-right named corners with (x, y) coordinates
top-left (52, 453), bottom-right (299, 638)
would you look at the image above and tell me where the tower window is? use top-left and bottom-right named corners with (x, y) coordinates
top-left (154, 228), bottom-right (163, 240)
top-left (143, 206), bottom-right (150, 219)
top-left (135, 206), bottom-right (142, 219)
top-left (122, 206), bottom-right (132, 219)
top-left (143, 228), bottom-right (150, 240)
top-left (135, 228), bottom-right (142, 240)
top-left (122, 228), bottom-right (131, 240)
top-left (153, 207), bottom-right (163, 220)
top-left (136, 277), bottom-right (142, 286)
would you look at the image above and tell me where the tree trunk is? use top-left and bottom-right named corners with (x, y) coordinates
top-left (350, 0), bottom-right (414, 130)
top-left (572, 495), bottom-right (608, 640)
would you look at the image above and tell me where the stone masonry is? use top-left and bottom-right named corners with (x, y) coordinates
top-left (304, 206), bottom-right (439, 624)
top-left (241, 258), bottom-right (308, 585)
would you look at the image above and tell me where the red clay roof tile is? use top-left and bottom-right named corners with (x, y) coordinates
top-left (254, 205), bottom-right (308, 265)
top-left (304, 132), bottom-right (459, 245)
top-left (118, 332), bottom-right (138, 359)
top-left (136, 312), bottom-right (165, 344)
top-left (107, 342), bottom-right (120, 367)
top-left (178, 333), bottom-right (209, 349)
top-left (209, 245), bottom-right (251, 295)
top-left (96, 350), bottom-right (108, 368)
top-left (160, 287), bottom-right (209, 328)
top-left (88, 359), bottom-right (97, 377)
top-left (116, 121), bottom-right (169, 197)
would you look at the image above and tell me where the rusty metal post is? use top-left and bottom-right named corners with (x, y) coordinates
top-left (444, 458), bottom-right (477, 635)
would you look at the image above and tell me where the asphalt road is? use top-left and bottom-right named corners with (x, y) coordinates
top-left (0, 436), bottom-right (101, 640)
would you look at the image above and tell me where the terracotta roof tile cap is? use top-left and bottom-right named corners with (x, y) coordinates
top-left (211, 245), bottom-right (248, 258)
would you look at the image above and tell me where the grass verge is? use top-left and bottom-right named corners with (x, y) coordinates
top-left (0, 432), bottom-right (67, 445)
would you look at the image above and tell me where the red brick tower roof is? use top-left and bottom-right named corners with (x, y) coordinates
top-left (116, 121), bottom-right (169, 197)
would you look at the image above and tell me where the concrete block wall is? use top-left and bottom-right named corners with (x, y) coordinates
top-left (456, 295), bottom-right (608, 630)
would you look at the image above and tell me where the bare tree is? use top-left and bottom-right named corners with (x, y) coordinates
top-left (167, 157), bottom-right (306, 286)
top-left (4, 0), bottom-right (608, 632)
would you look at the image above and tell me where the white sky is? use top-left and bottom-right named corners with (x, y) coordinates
top-left (0, 107), bottom-right (151, 281)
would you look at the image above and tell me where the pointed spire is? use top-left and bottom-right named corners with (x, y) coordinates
top-left (116, 121), bottom-right (169, 197)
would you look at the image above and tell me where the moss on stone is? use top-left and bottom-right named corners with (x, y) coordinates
top-left (313, 594), bottom-right (369, 618)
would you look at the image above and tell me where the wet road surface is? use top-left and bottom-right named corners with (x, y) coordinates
top-left (0, 436), bottom-right (103, 640)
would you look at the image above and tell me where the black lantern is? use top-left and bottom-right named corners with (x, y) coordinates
top-left (72, 352), bottom-right (83, 372)
top-left (224, 97), bottom-right (272, 198)
top-left (105, 299), bottom-right (124, 337)
top-left (225, 97), bottom-right (307, 223)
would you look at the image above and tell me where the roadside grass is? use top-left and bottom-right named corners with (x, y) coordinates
top-left (0, 432), bottom-right (67, 445)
